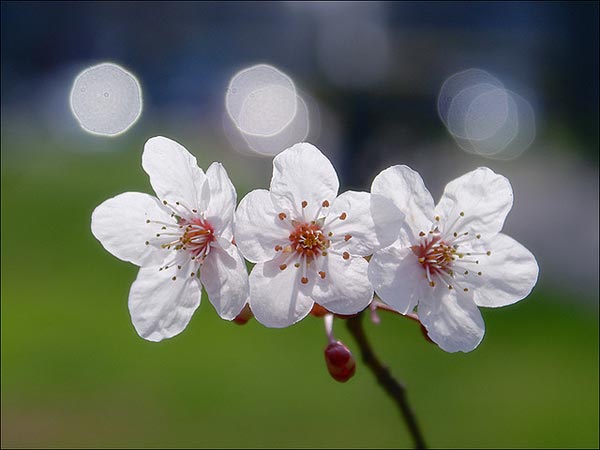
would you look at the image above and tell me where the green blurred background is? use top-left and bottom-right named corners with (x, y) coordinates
top-left (2, 2), bottom-right (598, 448)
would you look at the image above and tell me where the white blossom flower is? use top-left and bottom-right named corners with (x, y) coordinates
top-left (91, 136), bottom-right (249, 341)
top-left (369, 166), bottom-right (539, 352)
top-left (235, 143), bottom-right (400, 328)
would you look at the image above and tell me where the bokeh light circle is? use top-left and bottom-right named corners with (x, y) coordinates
top-left (438, 68), bottom-right (536, 160)
top-left (446, 83), bottom-right (510, 141)
top-left (225, 64), bottom-right (297, 137)
top-left (437, 68), bottom-right (504, 131)
top-left (70, 62), bottom-right (142, 136)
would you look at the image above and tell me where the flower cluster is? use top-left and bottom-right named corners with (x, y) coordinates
top-left (92, 137), bottom-right (538, 358)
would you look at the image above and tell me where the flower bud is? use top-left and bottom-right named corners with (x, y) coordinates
top-left (310, 303), bottom-right (329, 317)
top-left (233, 304), bottom-right (253, 325)
top-left (324, 341), bottom-right (356, 382)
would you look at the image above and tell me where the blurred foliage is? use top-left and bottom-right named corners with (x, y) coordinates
top-left (1, 140), bottom-right (598, 448)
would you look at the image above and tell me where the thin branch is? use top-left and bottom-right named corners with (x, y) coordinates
top-left (346, 312), bottom-right (427, 449)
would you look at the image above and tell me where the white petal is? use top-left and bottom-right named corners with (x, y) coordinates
top-left (270, 142), bottom-right (339, 219)
top-left (435, 167), bottom-right (513, 237)
top-left (128, 264), bottom-right (202, 342)
top-left (200, 244), bottom-right (249, 320)
top-left (204, 162), bottom-right (236, 238)
top-left (371, 165), bottom-right (435, 241)
top-left (235, 189), bottom-right (290, 263)
top-left (311, 254), bottom-right (373, 315)
top-left (249, 259), bottom-right (314, 328)
top-left (462, 233), bottom-right (539, 308)
top-left (91, 192), bottom-right (170, 266)
top-left (418, 291), bottom-right (485, 353)
top-left (326, 190), bottom-right (401, 256)
top-left (142, 136), bottom-right (207, 210)
top-left (368, 243), bottom-right (427, 314)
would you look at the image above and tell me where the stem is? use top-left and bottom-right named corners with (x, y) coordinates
top-left (346, 312), bottom-right (427, 449)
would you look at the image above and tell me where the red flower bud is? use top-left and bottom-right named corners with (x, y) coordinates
top-left (310, 303), bottom-right (330, 317)
top-left (324, 341), bottom-right (356, 382)
top-left (233, 304), bottom-right (253, 325)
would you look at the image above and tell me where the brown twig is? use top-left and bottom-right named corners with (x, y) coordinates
top-left (346, 312), bottom-right (427, 449)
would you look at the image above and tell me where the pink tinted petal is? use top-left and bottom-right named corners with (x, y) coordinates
top-left (418, 290), bottom-right (485, 353)
top-left (128, 264), bottom-right (202, 342)
top-left (91, 192), bottom-right (170, 266)
top-left (435, 167), bottom-right (513, 238)
top-left (368, 243), bottom-right (428, 315)
top-left (235, 189), bottom-right (290, 263)
top-left (200, 244), bottom-right (249, 320)
top-left (371, 165), bottom-right (435, 241)
top-left (142, 136), bottom-right (207, 210)
top-left (311, 254), bottom-right (373, 315)
top-left (204, 162), bottom-right (236, 238)
top-left (249, 259), bottom-right (314, 328)
top-left (326, 190), bottom-right (401, 256)
top-left (463, 233), bottom-right (539, 308)
top-left (270, 143), bottom-right (339, 219)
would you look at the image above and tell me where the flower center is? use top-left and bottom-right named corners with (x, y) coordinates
top-left (412, 212), bottom-right (491, 291)
top-left (289, 222), bottom-right (329, 261)
top-left (146, 203), bottom-right (216, 280)
top-left (177, 216), bottom-right (215, 259)
top-left (412, 234), bottom-right (456, 287)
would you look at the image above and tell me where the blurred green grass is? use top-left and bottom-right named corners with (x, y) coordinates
top-left (1, 137), bottom-right (598, 448)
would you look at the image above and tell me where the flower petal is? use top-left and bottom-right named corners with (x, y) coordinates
top-left (128, 264), bottom-right (202, 342)
top-left (435, 167), bottom-right (513, 238)
top-left (200, 243), bottom-right (249, 320)
top-left (368, 243), bottom-right (428, 314)
top-left (91, 192), bottom-right (170, 266)
top-left (235, 189), bottom-right (290, 263)
top-left (371, 165), bottom-right (435, 241)
top-left (326, 190), bottom-right (401, 256)
top-left (418, 291), bottom-right (485, 353)
top-left (311, 254), bottom-right (373, 315)
top-left (142, 136), bottom-right (207, 210)
top-left (249, 259), bottom-right (314, 328)
top-left (204, 162), bottom-right (236, 238)
top-left (462, 233), bottom-right (539, 308)
top-left (270, 142), bottom-right (339, 219)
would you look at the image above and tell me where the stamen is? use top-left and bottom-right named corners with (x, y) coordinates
top-left (344, 234), bottom-right (352, 241)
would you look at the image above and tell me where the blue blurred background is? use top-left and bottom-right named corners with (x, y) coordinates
top-left (2, 1), bottom-right (598, 448)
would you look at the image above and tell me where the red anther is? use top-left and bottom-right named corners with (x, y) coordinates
top-left (324, 341), bottom-right (356, 383)
top-left (233, 304), bottom-right (253, 325)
